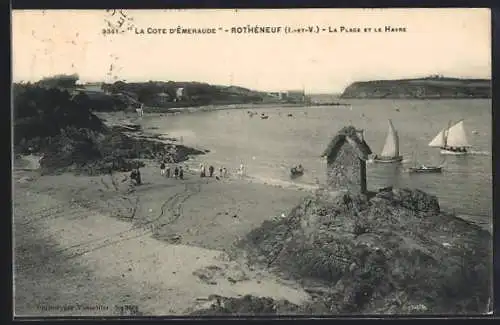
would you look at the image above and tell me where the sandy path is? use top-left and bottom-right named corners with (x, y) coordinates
top-left (13, 168), bottom-right (311, 317)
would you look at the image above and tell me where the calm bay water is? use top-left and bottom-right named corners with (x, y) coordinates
top-left (141, 99), bottom-right (492, 217)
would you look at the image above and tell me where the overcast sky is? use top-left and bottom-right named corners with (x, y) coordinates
top-left (12, 8), bottom-right (491, 93)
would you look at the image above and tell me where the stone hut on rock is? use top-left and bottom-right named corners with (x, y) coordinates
top-left (321, 126), bottom-right (372, 194)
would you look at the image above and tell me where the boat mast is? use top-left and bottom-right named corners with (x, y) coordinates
top-left (443, 120), bottom-right (452, 147)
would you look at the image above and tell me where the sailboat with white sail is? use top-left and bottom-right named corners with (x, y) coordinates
top-left (373, 119), bottom-right (404, 163)
top-left (428, 119), bottom-right (471, 155)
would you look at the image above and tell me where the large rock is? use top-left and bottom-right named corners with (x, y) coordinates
top-left (234, 187), bottom-right (491, 315)
top-left (375, 187), bottom-right (440, 214)
top-left (190, 294), bottom-right (303, 316)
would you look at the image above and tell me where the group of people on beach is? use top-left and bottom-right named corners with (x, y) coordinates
top-left (160, 161), bottom-right (184, 179)
top-left (199, 164), bottom-right (228, 179)
top-left (159, 161), bottom-right (246, 180)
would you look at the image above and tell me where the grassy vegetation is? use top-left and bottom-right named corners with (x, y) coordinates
top-left (101, 80), bottom-right (271, 110)
top-left (13, 78), bottom-right (205, 175)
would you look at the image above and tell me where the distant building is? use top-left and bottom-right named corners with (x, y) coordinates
top-left (74, 82), bottom-right (105, 95)
top-left (286, 90), bottom-right (306, 103)
top-left (176, 87), bottom-right (186, 101)
top-left (321, 126), bottom-right (372, 194)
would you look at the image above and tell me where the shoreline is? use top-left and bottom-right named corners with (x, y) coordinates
top-left (137, 102), bottom-right (350, 115)
top-left (95, 111), bottom-right (493, 232)
top-left (94, 112), bottom-right (322, 195)
top-left (134, 98), bottom-right (491, 116)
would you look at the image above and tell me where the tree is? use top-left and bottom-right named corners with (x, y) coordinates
top-left (36, 73), bottom-right (79, 89)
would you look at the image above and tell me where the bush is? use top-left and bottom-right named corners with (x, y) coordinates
top-left (13, 84), bottom-right (106, 147)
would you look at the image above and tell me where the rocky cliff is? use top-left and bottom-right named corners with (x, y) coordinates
top-left (340, 77), bottom-right (491, 99)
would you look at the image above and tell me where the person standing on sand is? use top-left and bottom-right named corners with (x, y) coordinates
top-left (131, 167), bottom-right (142, 186)
top-left (200, 164), bottom-right (206, 177)
top-left (209, 165), bottom-right (214, 177)
top-left (179, 166), bottom-right (184, 180)
top-left (130, 169), bottom-right (138, 185)
top-left (223, 167), bottom-right (228, 178)
top-left (239, 163), bottom-right (245, 178)
top-left (160, 161), bottom-right (166, 176)
top-left (174, 166), bottom-right (179, 179)
top-left (219, 167), bottom-right (223, 178)
top-left (137, 168), bottom-right (142, 185)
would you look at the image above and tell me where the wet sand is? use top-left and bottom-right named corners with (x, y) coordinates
top-left (13, 157), bottom-right (311, 317)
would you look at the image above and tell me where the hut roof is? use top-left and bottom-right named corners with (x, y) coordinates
top-left (322, 126), bottom-right (372, 162)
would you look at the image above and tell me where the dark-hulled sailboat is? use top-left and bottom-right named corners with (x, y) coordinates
top-left (373, 119), bottom-right (404, 163)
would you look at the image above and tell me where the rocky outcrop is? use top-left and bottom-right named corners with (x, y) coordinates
top-left (190, 295), bottom-right (303, 316)
top-left (373, 187), bottom-right (440, 213)
top-left (14, 84), bottom-right (207, 176)
top-left (340, 78), bottom-right (491, 99)
top-left (232, 187), bottom-right (491, 315)
top-left (37, 126), bottom-right (205, 176)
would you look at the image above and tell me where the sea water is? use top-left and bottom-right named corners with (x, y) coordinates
top-left (141, 99), bottom-right (492, 218)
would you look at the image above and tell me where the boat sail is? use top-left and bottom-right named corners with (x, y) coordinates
top-left (373, 119), bottom-right (403, 163)
top-left (428, 119), bottom-right (470, 155)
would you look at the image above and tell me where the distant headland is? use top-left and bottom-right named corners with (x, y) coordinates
top-left (340, 76), bottom-right (491, 99)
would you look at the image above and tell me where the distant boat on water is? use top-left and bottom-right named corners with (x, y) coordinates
top-left (408, 151), bottom-right (445, 174)
top-left (428, 119), bottom-right (471, 155)
top-left (260, 113), bottom-right (269, 119)
top-left (372, 119), bottom-right (404, 163)
top-left (408, 165), bottom-right (443, 174)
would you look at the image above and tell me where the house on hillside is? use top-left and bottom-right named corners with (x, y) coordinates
top-left (321, 126), bottom-right (372, 194)
top-left (175, 87), bottom-right (186, 101)
top-left (153, 92), bottom-right (172, 105)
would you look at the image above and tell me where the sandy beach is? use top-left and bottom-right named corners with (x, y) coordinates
top-left (13, 155), bottom-right (313, 317)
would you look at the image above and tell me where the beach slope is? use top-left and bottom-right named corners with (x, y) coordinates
top-left (13, 158), bottom-right (311, 317)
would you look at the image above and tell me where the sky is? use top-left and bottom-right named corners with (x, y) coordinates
top-left (12, 9), bottom-right (491, 93)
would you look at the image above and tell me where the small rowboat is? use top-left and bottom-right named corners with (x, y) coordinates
top-left (408, 165), bottom-right (442, 173)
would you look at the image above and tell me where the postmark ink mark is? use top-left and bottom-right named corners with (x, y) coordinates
top-left (103, 9), bottom-right (135, 35)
